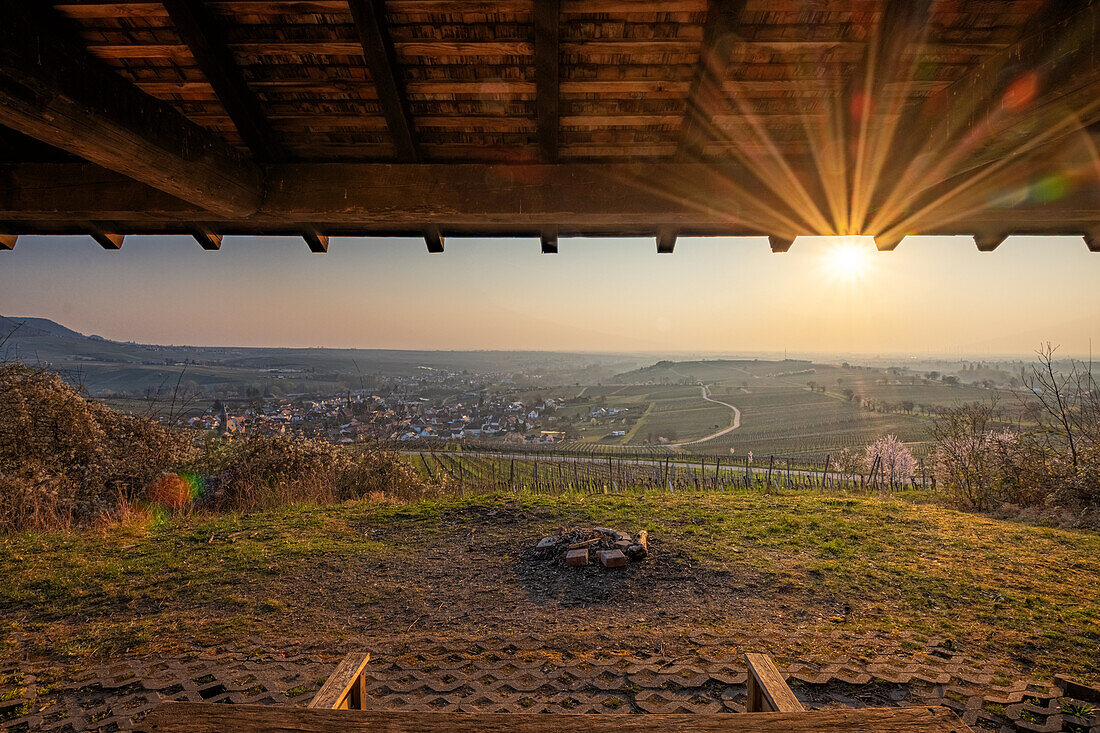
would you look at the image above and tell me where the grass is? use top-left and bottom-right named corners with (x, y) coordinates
top-left (1, 488), bottom-right (1097, 682)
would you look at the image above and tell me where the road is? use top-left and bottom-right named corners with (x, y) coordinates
top-left (665, 384), bottom-right (741, 448)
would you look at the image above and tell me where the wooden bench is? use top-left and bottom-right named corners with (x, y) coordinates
top-left (136, 651), bottom-right (973, 732)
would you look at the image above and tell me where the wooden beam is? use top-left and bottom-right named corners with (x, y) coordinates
top-left (679, 0), bottom-right (748, 156)
top-left (656, 229), bottom-right (677, 254)
top-left (745, 653), bottom-right (804, 713)
top-left (3, 162), bottom-right (1098, 244)
top-left (303, 232), bottom-right (328, 252)
top-left (138, 701), bottom-right (969, 732)
top-left (192, 228), bottom-right (222, 250)
top-left (534, 0), bottom-right (560, 161)
top-left (0, 0), bottom-right (262, 217)
top-left (540, 231), bottom-right (558, 254)
top-left (348, 0), bottom-right (418, 162)
top-left (769, 236), bottom-right (793, 253)
top-left (162, 0), bottom-right (284, 162)
top-left (0, 234), bottom-right (15, 250)
top-left (424, 228), bottom-right (444, 253)
top-left (90, 231), bottom-right (124, 249)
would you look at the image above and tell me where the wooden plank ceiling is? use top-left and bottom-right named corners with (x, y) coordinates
top-left (0, 0), bottom-right (1097, 252)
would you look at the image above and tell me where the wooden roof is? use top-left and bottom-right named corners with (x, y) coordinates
top-left (0, 0), bottom-right (1098, 252)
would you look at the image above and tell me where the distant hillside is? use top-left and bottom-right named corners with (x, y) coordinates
top-left (0, 315), bottom-right (89, 340)
top-left (0, 315), bottom-right (646, 396)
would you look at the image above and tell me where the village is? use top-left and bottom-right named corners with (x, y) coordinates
top-left (180, 373), bottom-right (576, 446)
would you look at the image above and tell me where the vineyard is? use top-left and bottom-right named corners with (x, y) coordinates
top-left (401, 448), bottom-right (935, 497)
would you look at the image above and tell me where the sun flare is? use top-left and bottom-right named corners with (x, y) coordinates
top-left (823, 240), bottom-right (874, 282)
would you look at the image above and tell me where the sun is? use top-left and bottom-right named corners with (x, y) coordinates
top-left (823, 239), bottom-right (873, 282)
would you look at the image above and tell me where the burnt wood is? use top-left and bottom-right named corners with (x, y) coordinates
top-left (0, 0), bottom-right (262, 217)
top-left (348, 0), bottom-right (419, 162)
top-left (136, 702), bottom-right (971, 732)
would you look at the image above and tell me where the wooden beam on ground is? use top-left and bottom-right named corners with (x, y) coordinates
top-left (540, 231), bottom-right (558, 254)
top-left (162, 0), bottom-right (284, 162)
top-left (302, 231), bottom-right (328, 253)
top-left (656, 229), bottom-right (677, 254)
top-left (679, 0), bottom-right (749, 156)
top-left (534, 0), bottom-right (560, 161)
top-left (745, 653), bottom-right (804, 713)
top-left (90, 231), bottom-right (124, 250)
top-left (348, 0), bottom-right (418, 162)
top-left (0, 0), bottom-right (262, 217)
top-left (191, 228), bottom-right (222, 250)
top-left (424, 228), bottom-right (444, 253)
top-left (139, 701), bottom-right (968, 732)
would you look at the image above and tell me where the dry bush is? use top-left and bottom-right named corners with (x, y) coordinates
top-left (190, 433), bottom-right (430, 512)
top-left (0, 363), bottom-right (197, 530)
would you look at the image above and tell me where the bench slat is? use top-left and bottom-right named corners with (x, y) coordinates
top-left (137, 703), bottom-right (971, 732)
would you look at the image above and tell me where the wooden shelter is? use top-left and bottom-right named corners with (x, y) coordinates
top-left (0, 0), bottom-right (1097, 253)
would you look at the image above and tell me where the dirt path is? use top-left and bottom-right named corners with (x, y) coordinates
top-left (665, 385), bottom-right (741, 448)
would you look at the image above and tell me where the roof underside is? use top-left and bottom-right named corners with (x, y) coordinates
top-left (0, 0), bottom-right (1098, 252)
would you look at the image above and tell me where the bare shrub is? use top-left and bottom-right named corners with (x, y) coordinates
top-left (928, 346), bottom-right (1100, 519)
top-left (0, 362), bottom-right (195, 531)
top-left (192, 433), bottom-right (430, 512)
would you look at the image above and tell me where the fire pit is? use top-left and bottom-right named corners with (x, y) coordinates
top-left (533, 527), bottom-right (649, 569)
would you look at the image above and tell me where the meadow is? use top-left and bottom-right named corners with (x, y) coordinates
top-left (2, 489), bottom-right (1096, 684)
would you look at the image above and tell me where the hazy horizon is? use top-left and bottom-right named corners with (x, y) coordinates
top-left (3, 232), bottom-right (1098, 358)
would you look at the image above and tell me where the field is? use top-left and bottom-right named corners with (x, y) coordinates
top-left (553, 359), bottom-right (1020, 460)
top-left (2, 490), bottom-right (1096, 683)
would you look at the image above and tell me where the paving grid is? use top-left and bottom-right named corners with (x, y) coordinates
top-left (2, 631), bottom-right (1097, 732)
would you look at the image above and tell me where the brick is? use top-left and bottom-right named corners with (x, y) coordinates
top-left (598, 549), bottom-right (627, 568)
top-left (565, 549), bottom-right (588, 567)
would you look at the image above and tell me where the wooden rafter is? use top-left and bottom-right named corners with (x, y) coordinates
top-left (534, 0), bottom-right (560, 162)
top-left (90, 230), bottom-right (124, 249)
top-left (347, 0), bottom-right (419, 162)
top-left (679, 0), bottom-right (748, 156)
top-left (162, 0), bottom-right (284, 162)
top-left (0, 0), bottom-right (262, 217)
top-left (303, 231), bottom-right (329, 252)
top-left (424, 227), bottom-right (444, 253)
top-left (191, 228), bottom-right (222, 250)
top-left (540, 231), bottom-right (558, 254)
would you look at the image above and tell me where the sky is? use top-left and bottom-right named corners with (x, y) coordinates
top-left (1, 233), bottom-right (1098, 357)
